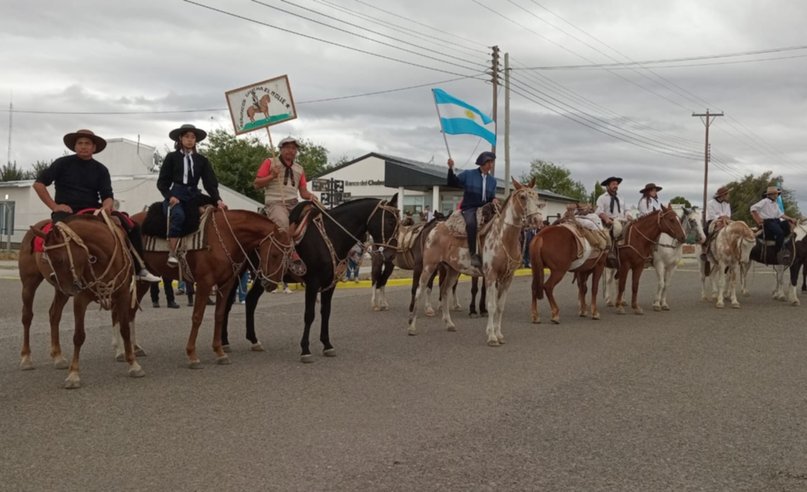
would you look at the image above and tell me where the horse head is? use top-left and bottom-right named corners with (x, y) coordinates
top-left (658, 204), bottom-right (687, 242)
top-left (367, 193), bottom-right (401, 251)
top-left (257, 223), bottom-right (294, 292)
top-left (681, 207), bottom-right (706, 244)
top-left (509, 177), bottom-right (544, 229)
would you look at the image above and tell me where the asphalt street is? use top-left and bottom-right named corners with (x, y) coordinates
top-left (2, 264), bottom-right (807, 491)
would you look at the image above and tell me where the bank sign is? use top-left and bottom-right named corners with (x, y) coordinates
top-left (225, 75), bottom-right (297, 135)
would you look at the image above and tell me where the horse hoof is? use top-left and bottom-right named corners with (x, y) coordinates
top-left (792, 301), bottom-right (801, 307)
top-left (188, 360), bottom-right (204, 369)
top-left (323, 348), bottom-right (337, 357)
top-left (300, 354), bottom-right (315, 363)
top-left (251, 342), bottom-right (265, 352)
top-left (216, 355), bottom-right (231, 365)
top-left (731, 303), bottom-right (741, 309)
top-left (606, 301), bottom-right (615, 307)
top-left (715, 303), bottom-right (724, 309)
top-left (53, 357), bottom-right (69, 370)
top-left (425, 308), bottom-right (435, 317)
top-left (469, 313), bottom-right (479, 319)
top-left (64, 374), bottom-right (81, 389)
top-left (222, 345), bottom-right (231, 353)
top-left (115, 353), bottom-right (125, 363)
top-left (531, 317), bottom-right (541, 324)
top-left (372, 306), bottom-right (380, 312)
top-left (592, 313), bottom-right (600, 320)
top-left (661, 305), bottom-right (670, 311)
top-left (579, 312), bottom-right (587, 318)
top-left (616, 307), bottom-right (625, 315)
top-left (497, 337), bottom-right (505, 345)
top-left (551, 318), bottom-right (560, 324)
top-left (486, 339), bottom-right (500, 347)
top-left (20, 358), bottom-right (34, 371)
top-left (381, 305), bottom-right (390, 311)
top-left (653, 305), bottom-right (662, 312)
top-left (447, 325), bottom-right (456, 332)
top-left (634, 309), bottom-right (644, 315)
top-left (134, 345), bottom-right (147, 357)
top-left (481, 312), bottom-right (489, 317)
top-left (128, 366), bottom-right (146, 378)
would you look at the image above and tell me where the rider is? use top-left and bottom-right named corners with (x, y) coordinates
top-left (447, 151), bottom-right (498, 269)
top-left (701, 185), bottom-right (732, 262)
top-left (33, 129), bottom-right (160, 282)
top-left (750, 186), bottom-right (796, 263)
top-left (637, 183), bottom-right (663, 216)
top-left (157, 124), bottom-right (228, 267)
top-left (253, 136), bottom-right (315, 276)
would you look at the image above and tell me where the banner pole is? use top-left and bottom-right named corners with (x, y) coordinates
top-left (432, 90), bottom-right (452, 160)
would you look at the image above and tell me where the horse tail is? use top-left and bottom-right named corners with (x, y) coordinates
top-left (530, 235), bottom-right (545, 300)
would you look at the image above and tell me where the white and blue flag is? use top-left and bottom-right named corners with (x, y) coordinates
top-left (432, 88), bottom-right (496, 146)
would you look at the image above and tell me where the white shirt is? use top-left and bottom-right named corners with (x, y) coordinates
top-left (705, 199), bottom-right (731, 222)
top-left (595, 192), bottom-right (627, 220)
top-left (750, 197), bottom-right (783, 220)
top-left (637, 196), bottom-right (662, 216)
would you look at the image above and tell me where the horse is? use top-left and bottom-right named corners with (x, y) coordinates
top-left (650, 207), bottom-right (705, 311)
top-left (529, 220), bottom-right (608, 324)
top-left (736, 220), bottom-right (803, 306)
top-left (603, 205), bottom-right (687, 315)
top-left (700, 220), bottom-right (756, 308)
top-left (246, 95), bottom-right (271, 122)
top-left (125, 207), bottom-right (293, 368)
top-left (226, 196), bottom-right (401, 362)
top-left (408, 178), bottom-right (543, 346)
top-left (21, 213), bottom-right (144, 388)
top-left (370, 218), bottom-right (486, 317)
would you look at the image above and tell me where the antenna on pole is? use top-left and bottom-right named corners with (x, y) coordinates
top-left (692, 109), bottom-right (724, 222)
top-left (6, 93), bottom-right (12, 165)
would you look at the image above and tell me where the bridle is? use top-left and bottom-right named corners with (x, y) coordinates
top-left (620, 208), bottom-right (682, 259)
top-left (500, 188), bottom-right (542, 229)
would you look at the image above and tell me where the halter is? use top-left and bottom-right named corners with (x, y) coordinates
top-left (41, 211), bottom-right (132, 309)
top-left (490, 187), bottom-right (542, 269)
top-left (619, 208), bottom-right (680, 259)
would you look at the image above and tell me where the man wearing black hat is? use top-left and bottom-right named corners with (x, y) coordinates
top-left (157, 124), bottom-right (227, 266)
top-left (750, 186), bottom-right (797, 263)
top-left (447, 151), bottom-right (498, 268)
top-left (595, 177), bottom-right (628, 226)
top-left (638, 183), bottom-right (663, 216)
top-left (34, 129), bottom-right (160, 282)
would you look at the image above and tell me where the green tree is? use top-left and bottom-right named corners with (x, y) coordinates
top-left (722, 171), bottom-right (800, 225)
top-left (0, 161), bottom-right (25, 181)
top-left (24, 160), bottom-right (51, 180)
top-left (669, 196), bottom-right (692, 208)
top-left (200, 130), bottom-right (331, 201)
top-left (521, 160), bottom-right (588, 202)
top-left (588, 181), bottom-right (604, 206)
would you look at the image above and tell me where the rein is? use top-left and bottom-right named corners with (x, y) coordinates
top-left (491, 188), bottom-right (540, 270)
top-left (619, 209), bottom-right (677, 260)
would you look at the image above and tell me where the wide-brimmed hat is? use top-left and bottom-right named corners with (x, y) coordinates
top-left (639, 183), bottom-right (662, 194)
top-left (63, 129), bottom-right (106, 153)
top-left (764, 186), bottom-right (781, 197)
top-left (169, 124), bottom-right (207, 142)
top-left (475, 151), bottom-right (496, 166)
top-left (714, 186), bottom-right (730, 198)
top-left (279, 136), bottom-right (299, 148)
top-left (600, 176), bottom-right (622, 186)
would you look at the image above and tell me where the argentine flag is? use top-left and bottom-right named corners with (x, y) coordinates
top-left (432, 88), bottom-right (496, 146)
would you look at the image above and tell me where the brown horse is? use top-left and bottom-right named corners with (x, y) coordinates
top-left (408, 178), bottom-right (543, 346)
top-left (604, 206), bottom-right (687, 314)
top-left (529, 223), bottom-right (607, 324)
top-left (127, 207), bottom-right (292, 368)
top-left (22, 213), bottom-right (143, 388)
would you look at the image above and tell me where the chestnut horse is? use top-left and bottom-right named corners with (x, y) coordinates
top-left (125, 208), bottom-right (293, 368)
top-left (408, 179), bottom-right (543, 346)
top-left (604, 205), bottom-right (687, 314)
top-left (21, 213), bottom-right (143, 388)
top-left (224, 196), bottom-right (401, 362)
top-left (529, 223), bottom-right (607, 324)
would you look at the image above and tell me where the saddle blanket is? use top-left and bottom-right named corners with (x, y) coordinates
top-left (444, 208), bottom-right (489, 237)
top-left (143, 207), bottom-right (212, 253)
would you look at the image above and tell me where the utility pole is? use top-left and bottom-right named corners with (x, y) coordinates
top-left (692, 109), bottom-right (723, 221)
top-left (504, 52), bottom-right (511, 195)
top-left (490, 45), bottom-right (500, 154)
top-left (6, 99), bottom-right (12, 165)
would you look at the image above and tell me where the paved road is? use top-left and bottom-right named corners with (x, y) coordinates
top-left (2, 265), bottom-right (807, 491)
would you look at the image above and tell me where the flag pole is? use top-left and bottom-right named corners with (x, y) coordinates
top-left (432, 90), bottom-right (452, 160)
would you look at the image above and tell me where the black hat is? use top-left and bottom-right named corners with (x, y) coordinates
top-left (475, 151), bottom-right (496, 166)
top-left (63, 129), bottom-right (107, 153)
top-left (600, 176), bottom-right (622, 186)
top-left (639, 183), bottom-right (662, 194)
top-left (169, 124), bottom-right (207, 143)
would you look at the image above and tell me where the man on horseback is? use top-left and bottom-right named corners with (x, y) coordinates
top-left (638, 183), bottom-right (663, 216)
top-left (447, 151), bottom-right (498, 269)
top-left (701, 185), bottom-right (732, 264)
top-left (595, 176), bottom-right (629, 260)
top-left (158, 124), bottom-right (228, 267)
top-left (33, 129), bottom-right (160, 282)
top-left (750, 186), bottom-right (797, 264)
top-left (253, 136), bottom-right (315, 276)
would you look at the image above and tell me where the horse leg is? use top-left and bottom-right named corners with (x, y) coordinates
top-left (773, 266), bottom-right (786, 301)
top-left (245, 280), bottom-right (266, 351)
top-left (379, 260), bottom-right (392, 311)
top-left (652, 262), bottom-right (664, 311)
top-left (20, 270), bottom-right (45, 370)
top-left (425, 269), bottom-right (438, 317)
top-left (48, 290), bottom-right (71, 369)
top-left (630, 264), bottom-right (644, 315)
top-left (408, 264), bottom-right (435, 335)
top-left (590, 262), bottom-right (604, 320)
top-left (479, 278), bottom-right (488, 317)
top-left (116, 291), bottom-right (144, 379)
top-left (715, 264), bottom-right (727, 308)
top-left (319, 287), bottom-right (337, 357)
top-left (492, 275), bottom-right (513, 343)
top-left (788, 261), bottom-right (801, 306)
top-left (64, 296), bottom-right (91, 389)
top-left (545, 269), bottom-right (565, 324)
top-left (186, 283), bottom-right (211, 369)
top-left (450, 276), bottom-right (461, 312)
top-left (604, 268), bottom-right (616, 307)
top-left (220, 280), bottom-right (237, 352)
top-left (440, 270), bottom-right (460, 331)
top-left (468, 275), bottom-right (479, 318)
top-left (212, 279), bottom-right (237, 365)
top-left (114, 281), bottom-right (149, 362)
top-left (615, 266), bottom-right (628, 315)
top-left (576, 272), bottom-right (589, 318)
top-left (300, 283), bottom-right (318, 362)
top-left (484, 279), bottom-right (500, 346)
top-left (728, 265), bottom-right (741, 308)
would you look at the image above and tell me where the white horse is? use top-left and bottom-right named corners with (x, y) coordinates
top-left (651, 208), bottom-right (705, 311)
top-left (701, 221), bottom-right (756, 308)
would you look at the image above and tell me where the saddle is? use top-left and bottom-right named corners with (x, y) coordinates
top-left (288, 201), bottom-right (318, 244)
top-left (32, 209), bottom-right (129, 253)
top-left (143, 207), bottom-right (214, 253)
top-left (394, 222), bottom-right (427, 270)
top-left (444, 202), bottom-right (498, 238)
top-left (140, 195), bottom-right (217, 238)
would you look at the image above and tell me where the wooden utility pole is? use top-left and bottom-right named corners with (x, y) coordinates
top-left (692, 109), bottom-right (723, 221)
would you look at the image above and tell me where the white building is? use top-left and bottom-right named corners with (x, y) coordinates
top-left (0, 138), bottom-right (262, 247)
top-left (311, 152), bottom-right (576, 222)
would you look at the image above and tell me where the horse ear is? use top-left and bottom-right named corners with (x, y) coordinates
top-left (31, 226), bottom-right (48, 239)
top-left (511, 177), bottom-right (523, 190)
top-left (388, 193), bottom-right (398, 207)
top-left (529, 177), bottom-right (536, 188)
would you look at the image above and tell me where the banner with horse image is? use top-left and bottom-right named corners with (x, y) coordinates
top-left (225, 75), bottom-right (297, 135)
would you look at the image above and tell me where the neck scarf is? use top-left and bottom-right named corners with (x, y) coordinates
top-left (281, 157), bottom-right (296, 187)
top-left (183, 151), bottom-right (194, 184)
top-left (609, 193), bottom-right (620, 214)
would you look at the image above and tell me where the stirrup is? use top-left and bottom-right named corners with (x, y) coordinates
top-left (289, 259), bottom-right (307, 277)
top-left (167, 254), bottom-right (179, 267)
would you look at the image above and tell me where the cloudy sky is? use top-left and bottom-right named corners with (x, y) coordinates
top-left (2, 0), bottom-right (807, 209)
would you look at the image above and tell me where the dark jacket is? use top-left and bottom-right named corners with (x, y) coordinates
top-left (447, 167), bottom-right (497, 210)
top-left (157, 150), bottom-right (222, 202)
top-left (36, 154), bottom-right (113, 210)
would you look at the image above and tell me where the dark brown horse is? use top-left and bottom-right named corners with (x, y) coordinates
top-left (604, 206), bottom-right (687, 314)
top-left (21, 213), bottom-right (143, 388)
top-left (529, 223), bottom-right (608, 324)
top-left (126, 207), bottom-right (293, 368)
